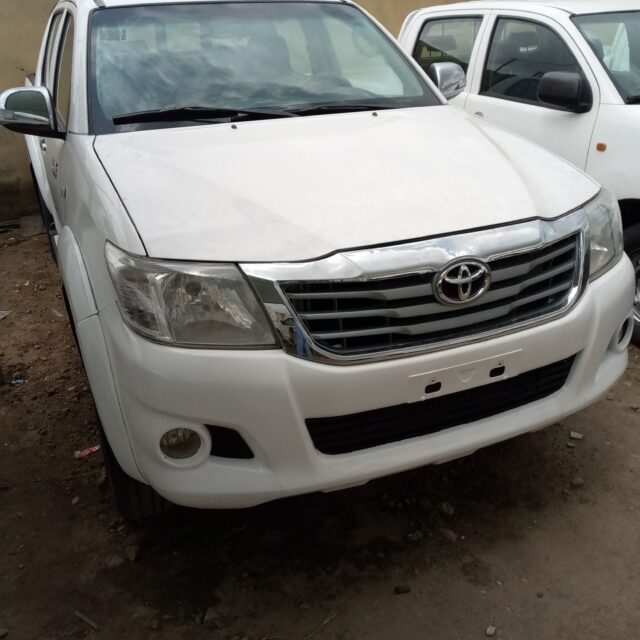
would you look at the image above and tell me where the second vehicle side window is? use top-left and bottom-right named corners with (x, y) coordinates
top-left (42, 12), bottom-right (64, 89)
top-left (481, 18), bottom-right (581, 105)
top-left (55, 16), bottom-right (75, 128)
top-left (413, 17), bottom-right (483, 75)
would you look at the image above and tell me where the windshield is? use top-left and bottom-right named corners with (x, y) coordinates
top-left (89, 2), bottom-right (439, 133)
top-left (573, 11), bottom-right (640, 103)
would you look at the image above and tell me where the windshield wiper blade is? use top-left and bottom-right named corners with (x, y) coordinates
top-left (626, 95), bottom-right (640, 104)
top-left (113, 106), bottom-right (297, 125)
top-left (289, 103), bottom-right (395, 116)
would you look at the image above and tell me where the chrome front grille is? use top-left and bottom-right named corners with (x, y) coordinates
top-left (242, 209), bottom-right (589, 364)
top-left (279, 233), bottom-right (581, 356)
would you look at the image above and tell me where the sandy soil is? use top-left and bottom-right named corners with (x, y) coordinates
top-left (1, 234), bottom-right (639, 640)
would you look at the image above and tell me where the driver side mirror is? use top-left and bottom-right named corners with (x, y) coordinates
top-left (427, 62), bottom-right (467, 100)
top-left (0, 87), bottom-right (63, 138)
top-left (537, 71), bottom-right (592, 113)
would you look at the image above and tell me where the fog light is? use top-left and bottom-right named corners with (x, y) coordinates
top-left (160, 428), bottom-right (202, 460)
top-left (609, 315), bottom-right (634, 353)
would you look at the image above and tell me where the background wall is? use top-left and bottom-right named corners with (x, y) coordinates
top-left (0, 0), bottom-right (459, 220)
top-left (0, 0), bottom-right (54, 218)
top-left (360, 0), bottom-right (458, 34)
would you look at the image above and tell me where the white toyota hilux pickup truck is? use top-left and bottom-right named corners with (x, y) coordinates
top-left (0, 0), bottom-right (634, 519)
top-left (399, 0), bottom-right (640, 343)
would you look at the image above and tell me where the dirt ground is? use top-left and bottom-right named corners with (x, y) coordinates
top-left (1, 233), bottom-right (639, 640)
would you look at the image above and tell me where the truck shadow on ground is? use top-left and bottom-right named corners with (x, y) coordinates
top-left (118, 425), bottom-right (585, 626)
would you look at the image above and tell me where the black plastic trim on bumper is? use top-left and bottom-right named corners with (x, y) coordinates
top-left (306, 356), bottom-right (576, 455)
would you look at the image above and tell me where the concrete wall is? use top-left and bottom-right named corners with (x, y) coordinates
top-left (0, 0), bottom-right (53, 219)
top-left (0, 0), bottom-right (459, 220)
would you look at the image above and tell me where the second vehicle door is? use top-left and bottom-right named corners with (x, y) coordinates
top-left (464, 11), bottom-right (600, 170)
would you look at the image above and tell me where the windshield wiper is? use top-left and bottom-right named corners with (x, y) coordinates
top-left (288, 103), bottom-right (396, 116)
top-left (112, 106), bottom-right (298, 125)
top-left (626, 95), bottom-right (640, 104)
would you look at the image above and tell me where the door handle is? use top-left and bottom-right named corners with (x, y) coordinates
top-left (40, 139), bottom-right (47, 152)
top-left (474, 112), bottom-right (485, 118)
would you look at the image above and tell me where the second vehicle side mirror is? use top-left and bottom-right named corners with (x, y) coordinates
top-left (427, 62), bottom-right (467, 100)
top-left (0, 87), bottom-right (62, 138)
top-left (537, 71), bottom-right (592, 113)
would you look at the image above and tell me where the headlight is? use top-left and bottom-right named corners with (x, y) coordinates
top-left (105, 243), bottom-right (275, 347)
top-left (586, 189), bottom-right (624, 280)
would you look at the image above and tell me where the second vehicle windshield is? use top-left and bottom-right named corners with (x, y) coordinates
top-left (573, 11), bottom-right (640, 103)
top-left (90, 1), bottom-right (439, 133)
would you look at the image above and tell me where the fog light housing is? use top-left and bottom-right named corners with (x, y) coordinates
top-left (160, 428), bottom-right (202, 460)
top-left (609, 315), bottom-right (634, 353)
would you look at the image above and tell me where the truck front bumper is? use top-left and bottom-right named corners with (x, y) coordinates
top-left (98, 256), bottom-right (635, 509)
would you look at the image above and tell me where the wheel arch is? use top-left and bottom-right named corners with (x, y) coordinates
top-left (619, 199), bottom-right (640, 232)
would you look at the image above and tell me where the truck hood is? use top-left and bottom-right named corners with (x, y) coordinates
top-left (94, 106), bottom-right (599, 262)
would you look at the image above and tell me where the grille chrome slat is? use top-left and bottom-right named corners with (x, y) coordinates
top-left (489, 240), bottom-right (575, 283)
top-left (287, 281), bottom-right (434, 302)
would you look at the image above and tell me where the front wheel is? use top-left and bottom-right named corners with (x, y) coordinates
top-left (98, 416), bottom-right (172, 522)
top-left (624, 225), bottom-right (640, 345)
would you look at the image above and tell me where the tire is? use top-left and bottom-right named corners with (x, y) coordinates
top-left (98, 416), bottom-right (173, 522)
top-left (624, 224), bottom-right (640, 346)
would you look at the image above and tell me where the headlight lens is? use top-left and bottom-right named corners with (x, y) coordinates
top-left (586, 189), bottom-right (624, 279)
top-left (105, 243), bottom-right (275, 347)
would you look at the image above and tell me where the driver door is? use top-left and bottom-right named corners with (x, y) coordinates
top-left (465, 11), bottom-right (599, 170)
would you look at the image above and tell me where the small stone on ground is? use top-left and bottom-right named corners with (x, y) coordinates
top-left (441, 528), bottom-right (458, 543)
top-left (124, 543), bottom-right (140, 562)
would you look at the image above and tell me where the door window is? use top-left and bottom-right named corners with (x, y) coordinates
top-left (573, 11), bottom-right (640, 103)
top-left (55, 15), bottom-right (75, 128)
top-left (413, 17), bottom-right (483, 74)
top-left (481, 18), bottom-right (581, 105)
top-left (42, 12), bottom-right (64, 89)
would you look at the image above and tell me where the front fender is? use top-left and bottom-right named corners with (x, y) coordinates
top-left (58, 226), bottom-right (97, 323)
top-left (58, 227), bottom-right (144, 482)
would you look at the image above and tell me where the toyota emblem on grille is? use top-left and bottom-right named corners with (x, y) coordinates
top-left (434, 259), bottom-right (491, 305)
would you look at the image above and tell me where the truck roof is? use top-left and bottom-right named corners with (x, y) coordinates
top-left (417, 0), bottom-right (640, 16)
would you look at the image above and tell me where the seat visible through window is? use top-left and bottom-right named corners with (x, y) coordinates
top-left (414, 17), bottom-right (483, 74)
top-left (482, 18), bottom-right (581, 105)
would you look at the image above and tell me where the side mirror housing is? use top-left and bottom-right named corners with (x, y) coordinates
top-left (427, 62), bottom-right (466, 100)
top-left (537, 71), bottom-right (592, 113)
top-left (0, 87), bottom-right (63, 138)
